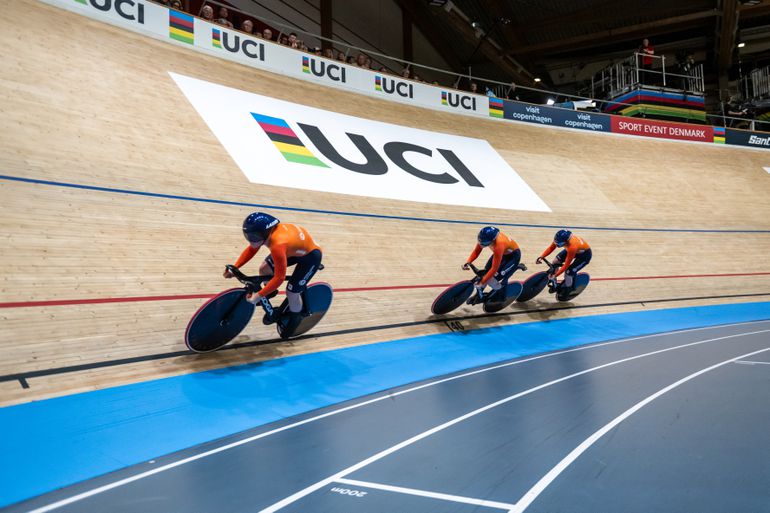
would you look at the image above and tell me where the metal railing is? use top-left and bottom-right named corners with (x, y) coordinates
top-left (591, 52), bottom-right (704, 98)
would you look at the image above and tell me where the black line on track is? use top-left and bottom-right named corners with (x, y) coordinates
top-left (2, 292), bottom-right (769, 384)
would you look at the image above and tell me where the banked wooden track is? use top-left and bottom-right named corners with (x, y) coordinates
top-left (1, 0), bottom-right (769, 406)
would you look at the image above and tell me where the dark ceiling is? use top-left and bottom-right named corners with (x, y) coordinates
top-left (396, 0), bottom-right (770, 104)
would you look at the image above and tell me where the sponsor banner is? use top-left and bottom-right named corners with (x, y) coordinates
top-left (725, 129), bottom-right (770, 149)
top-left (610, 117), bottom-right (713, 142)
top-left (45, 0), bottom-right (768, 150)
top-left (504, 102), bottom-right (610, 132)
top-left (170, 73), bottom-right (550, 212)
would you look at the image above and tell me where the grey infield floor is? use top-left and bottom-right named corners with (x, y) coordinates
top-left (7, 320), bottom-right (770, 513)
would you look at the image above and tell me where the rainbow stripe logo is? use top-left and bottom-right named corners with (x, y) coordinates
top-left (375, 75), bottom-right (383, 92)
top-left (441, 91), bottom-right (448, 106)
top-left (169, 10), bottom-right (194, 45)
top-left (302, 56), bottom-right (311, 74)
top-left (251, 113), bottom-right (328, 167)
top-left (212, 28), bottom-right (222, 48)
top-left (489, 98), bottom-right (504, 118)
top-left (713, 126), bottom-right (725, 144)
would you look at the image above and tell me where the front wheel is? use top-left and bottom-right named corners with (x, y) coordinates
top-left (185, 288), bottom-right (255, 353)
top-left (431, 280), bottom-right (475, 315)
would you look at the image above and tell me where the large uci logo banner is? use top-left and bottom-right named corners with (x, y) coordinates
top-left (169, 73), bottom-right (550, 212)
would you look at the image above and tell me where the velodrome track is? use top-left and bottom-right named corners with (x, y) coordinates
top-left (1, 1), bottom-right (770, 509)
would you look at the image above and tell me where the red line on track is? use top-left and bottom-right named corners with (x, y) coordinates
top-left (1, 272), bottom-right (770, 309)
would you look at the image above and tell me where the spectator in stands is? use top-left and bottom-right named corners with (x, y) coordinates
top-left (346, 55), bottom-right (356, 65)
top-left (313, 47), bottom-right (323, 56)
top-left (215, 6), bottom-right (234, 28)
top-left (413, 73), bottom-right (422, 82)
top-left (288, 33), bottom-right (298, 46)
top-left (240, 19), bottom-right (254, 34)
top-left (470, 82), bottom-right (479, 94)
top-left (356, 53), bottom-right (367, 67)
top-left (169, 0), bottom-right (183, 10)
top-left (323, 48), bottom-right (334, 59)
top-left (279, 34), bottom-right (289, 45)
top-left (378, 66), bottom-right (388, 74)
top-left (725, 96), bottom-right (748, 128)
top-left (364, 56), bottom-right (373, 69)
top-left (638, 38), bottom-right (654, 82)
top-left (337, 51), bottom-right (346, 62)
top-left (201, 5), bottom-right (214, 21)
top-left (400, 67), bottom-right (411, 78)
top-left (262, 28), bottom-right (273, 41)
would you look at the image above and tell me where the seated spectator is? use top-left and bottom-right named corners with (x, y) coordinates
top-left (378, 66), bottom-right (388, 73)
top-left (215, 6), bottom-right (233, 28)
top-left (469, 82), bottom-right (478, 94)
top-left (346, 55), bottom-right (356, 65)
top-left (201, 5), bottom-right (214, 21)
top-left (262, 28), bottom-right (273, 41)
top-left (356, 53), bottom-right (367, 67)
top-left (432, 80), bottom-right (439, 86)
top-left (323, 48), bottom-right (334, 59)
top-left (313, 47), bottom-right (323, 56)
top-left (288, 33), bottom-right (298, 47)
top-left (240, 19), bottom-right (254, 34)
top-left (337, 51), bottom-right (346, 62)
top-left (279, 34), bottom-right (289, 45)
top-left (400, 67), bottom-right (411, 78)
top-left (364, 56), bottom-right (372, 69)
top-left (170, 0), bottom-right (182, 9)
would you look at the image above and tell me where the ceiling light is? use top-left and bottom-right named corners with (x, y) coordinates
top-left (534, 77), bottom-right (541, 82)
top-left (546, 98), bottom-right (555, 105)
top-left (738, 42), bottom-right (746, 48)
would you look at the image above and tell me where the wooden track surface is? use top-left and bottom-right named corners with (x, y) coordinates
top-left (1, 0), bottom-right (770, 406)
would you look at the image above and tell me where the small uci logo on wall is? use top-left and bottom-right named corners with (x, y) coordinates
top-left (212, 28), bottom-right (265, 60)
top-left (441, 91), bottom-right (477, 111)
top-left (302, 56), bottom-right (346, 83)
top-left (374, 76), bottom-right (414, 98)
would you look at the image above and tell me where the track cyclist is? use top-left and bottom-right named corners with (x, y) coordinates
top-left (536, 229), bottom-right (592, 293)
top-left (463, 226), bottom-right (526, 305)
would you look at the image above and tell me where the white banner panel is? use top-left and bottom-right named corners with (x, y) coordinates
top-left (170, 73), bottom-right (549, 211)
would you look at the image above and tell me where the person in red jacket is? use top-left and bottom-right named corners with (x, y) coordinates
top-left (224, 212), bottom-right (322, 330)
top-left (536, 229), bottom-right (592, 293)
top-left (463, 226), bottom-right (526, 304)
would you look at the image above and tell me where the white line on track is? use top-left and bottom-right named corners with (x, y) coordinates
top-left (23, 320), bottom-right (770, 513)
top-left (735, 360), bottom-right (770, 365)
top-left (335, 478), bottom-right (516, 510)
top-left (509, 345), bottom-right (770, 513)
top-left (258, 328), bottom-right (770, 512)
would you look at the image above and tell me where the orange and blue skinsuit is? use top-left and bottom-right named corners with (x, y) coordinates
top-left (234, 222), bottom-right (322, 298)
top-left (466, 232), bottom-right (522, 289)
top-left (539, 234), bottom-right (592, 286)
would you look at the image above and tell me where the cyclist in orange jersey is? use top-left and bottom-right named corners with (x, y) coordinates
top-left (224, 212), bottom-right (322, 328)
top-left (536, 229), bottom-right (592, 292)
top-left (463, 226), bottom-right (526, 304)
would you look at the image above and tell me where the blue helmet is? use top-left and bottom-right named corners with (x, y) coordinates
top-left (242, 212), bottom-right (279, 243)
top-left (554, 229), bottom-right (571, 247)
top-left (478, 226), bottom-right (500, 247)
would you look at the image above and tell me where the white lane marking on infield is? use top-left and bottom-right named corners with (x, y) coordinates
top-left (509, 345), bottom-right (770, 513)
top-left (258, 328), bottom-right (770, 513)
top-left (335, 478), bottom-right (515, 510)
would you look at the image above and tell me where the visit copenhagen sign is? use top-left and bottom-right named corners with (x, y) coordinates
top-left (170, 73), bottom-right (550, 212)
